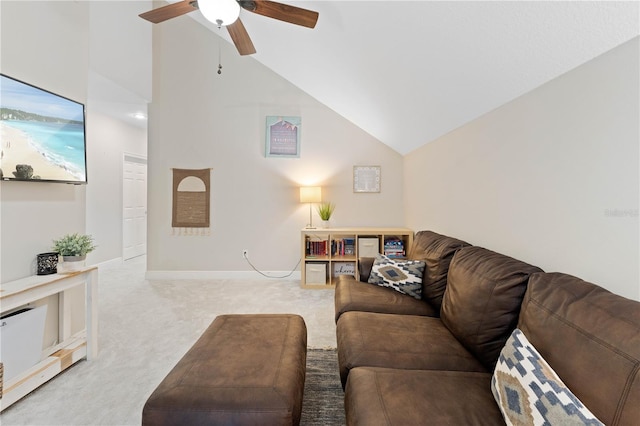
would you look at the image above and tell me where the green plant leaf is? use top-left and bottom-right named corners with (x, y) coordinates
top-left (317, 202), bottom-right (335, 220)
top-left (52, 233), bottom-right (96, 256)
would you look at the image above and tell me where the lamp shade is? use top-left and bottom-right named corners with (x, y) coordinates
top-left (300, 186), bottom-right (322, 203)
top-left (199, 0), bottom-right (240, 27)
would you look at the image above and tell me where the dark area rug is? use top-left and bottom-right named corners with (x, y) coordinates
top-left (300, 348), bottom-right (346, 426)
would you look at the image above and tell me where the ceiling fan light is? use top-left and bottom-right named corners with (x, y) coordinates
top-left (199, 0), bottom-right (240, 27)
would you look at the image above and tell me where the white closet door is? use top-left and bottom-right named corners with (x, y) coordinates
top-left (123, 155), bottom-right (147, 260)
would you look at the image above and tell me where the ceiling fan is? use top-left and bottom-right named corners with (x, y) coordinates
top-left (139, 0), bottom-right (319, 56)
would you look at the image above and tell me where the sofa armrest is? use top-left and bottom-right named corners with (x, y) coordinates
top-left (358, 257), bottom-right (375, 282)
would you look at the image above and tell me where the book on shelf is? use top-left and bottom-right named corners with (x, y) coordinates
top-left (331, 238), bottom-right (355, 256)
top-left (344, 238), bottom-right (355, 255)
top-left (306, 239), bottom-right (328, 256)
top-left (384, 238), bottom-right (405, 258)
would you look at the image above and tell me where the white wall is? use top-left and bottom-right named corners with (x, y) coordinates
top-left (148, 16), bottom-right (404, 275)
top-left (405, 37), bottom-right (639, 300)
top-left (89, 1), bottom-right (152, 103)
top-left (0, 0), bottom-right (90, 282)
top-left (1, 1), bottom-right (150, 280)
top-left (86, 1), bottom-right (150, 265)
top-left (85, 111), bottom-right (147, 264)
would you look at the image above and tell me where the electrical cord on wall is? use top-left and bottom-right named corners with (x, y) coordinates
top-left (243, 252), bottom-right (301, 279)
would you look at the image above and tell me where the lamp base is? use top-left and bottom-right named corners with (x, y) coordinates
top-left (305, 225), bottom-right (317, 229)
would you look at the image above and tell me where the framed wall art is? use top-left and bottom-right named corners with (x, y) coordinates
top-left (172, 168), bottom-right (212, 236)
top-left (353, 165), bottom-right (381, 193)
top-left (265, 116), bottom-right (301, 158)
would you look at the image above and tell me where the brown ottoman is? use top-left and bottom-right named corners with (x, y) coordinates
top-left (142, 314), bottom-right (307, 425)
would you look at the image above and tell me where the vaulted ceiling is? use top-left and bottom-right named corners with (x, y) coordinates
top-left (94, 1), bottom-right (640, 154)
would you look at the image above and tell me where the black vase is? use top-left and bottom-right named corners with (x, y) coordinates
top-left (36, 252), bottom-right (59, 275)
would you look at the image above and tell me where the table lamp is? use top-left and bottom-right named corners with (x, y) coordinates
top-left (300, 186), bottom-right (322, 228)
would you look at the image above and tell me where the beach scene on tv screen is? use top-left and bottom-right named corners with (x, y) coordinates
top-left (0, 75), bottom-right (86, 182)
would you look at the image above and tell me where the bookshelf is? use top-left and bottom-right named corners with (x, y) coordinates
top-left (301, 227), bottom-right (413, 289)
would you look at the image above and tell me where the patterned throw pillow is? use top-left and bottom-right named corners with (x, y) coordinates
top-left (492, 328), bottom-right (603, 426)
top-left (367, 254), bottom-right (425, 299)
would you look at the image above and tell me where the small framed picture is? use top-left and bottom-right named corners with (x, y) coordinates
top-left (353, 165), bottom-right (381, 193)
top-left (265, 116), bottom-right (301, 158)
top-left (333, 262), bottom-right (356, 277)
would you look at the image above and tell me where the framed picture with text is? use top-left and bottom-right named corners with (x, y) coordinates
top-left (353, 165), bottom-right (381, 193)
top-left (265, 116), bottom-right (301, 158)
top-left (333, 262), bottom-right (356, 277)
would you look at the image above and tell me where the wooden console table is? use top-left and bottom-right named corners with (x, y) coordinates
top-left (0, 266), bottom-right (98, 411)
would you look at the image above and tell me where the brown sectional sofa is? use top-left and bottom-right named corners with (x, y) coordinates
top-left (335, 230), bottom-right (640, 425)
top-left (334, 231), bottom-right (469, 322)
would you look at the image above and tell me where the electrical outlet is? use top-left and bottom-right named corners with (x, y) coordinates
top-left (242, 249), bottom-right (248, 258)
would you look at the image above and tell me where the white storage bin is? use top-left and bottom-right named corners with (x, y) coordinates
top-left (358, 238), bottom-right (379, 258)
top-left (305, 263), bottom-right (327, 285)
top-left (0, 305), bottom-right (48, 382)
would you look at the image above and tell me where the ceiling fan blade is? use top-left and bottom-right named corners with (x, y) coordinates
top-left (227, 18), bottom-right (257, 56)
top-left (241, 1), bottom-right (319, 28)
top-left (139, 0), bottom-right (197, 24)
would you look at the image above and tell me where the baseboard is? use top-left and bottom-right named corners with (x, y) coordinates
top-left (144, 270), bottom-right (302, 281)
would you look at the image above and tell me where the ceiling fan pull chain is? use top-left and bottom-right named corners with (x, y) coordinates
top-left (218, 37), bottom-right (223, 75)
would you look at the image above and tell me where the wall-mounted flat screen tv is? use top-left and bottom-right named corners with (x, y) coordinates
top-left (0, 74), bottom-right (87, 184)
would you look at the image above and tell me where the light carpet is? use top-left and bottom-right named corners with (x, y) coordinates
top-left (1, 256), bottom-right (341, 425)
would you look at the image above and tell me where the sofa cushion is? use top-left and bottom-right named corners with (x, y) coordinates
top-left (408, 230), bottom-right (470, 311)
top-left (367, 254), bottom-right (426, 299)
top-left (336, 311), bottom-right (486, 388)
top-left (345, 367), bottom-right (504, 425)
top-left (518, 272), bottom-right (640, 426)
top-left (357, 257), bottom-right (375, 282)
top-left (334, 276), bottom-right (438, 322)
top-left (441, 246), bottom-right (542, 370)
top-left (492, 328), bottom-right (603, 426)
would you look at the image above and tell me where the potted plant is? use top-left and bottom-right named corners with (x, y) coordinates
top-left (317, 202), bottom-right (335, 228)
top-left (52, 233), bottom-right (96, 272)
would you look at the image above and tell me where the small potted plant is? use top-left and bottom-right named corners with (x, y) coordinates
top-left (52, 233), bottom-right (96, 272)
top-left (317, 202), bottom-right (335, 228)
